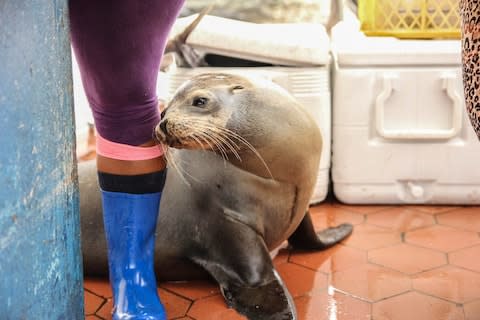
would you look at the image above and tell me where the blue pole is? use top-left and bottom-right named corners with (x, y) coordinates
top-left (0, 1), bottom-right (84, 319)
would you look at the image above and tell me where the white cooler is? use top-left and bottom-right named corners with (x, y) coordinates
top-left (330, 15), bottom-right (480, 204)
top-left (160, 15), bottom-right (333, 204)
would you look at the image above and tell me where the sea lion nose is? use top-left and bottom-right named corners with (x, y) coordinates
top-left (155, 119), bottom-right (178, 146)
top-left (159, 119), bottom-right (168, 135)
top-left (154, 120), bottom-right (168, 143)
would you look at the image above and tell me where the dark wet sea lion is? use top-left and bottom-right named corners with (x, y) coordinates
top-left (79, 73), bottom-right (353, 320)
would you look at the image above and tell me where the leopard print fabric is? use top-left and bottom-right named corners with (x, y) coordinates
top-left (461, 0), bottom-right (480, 139)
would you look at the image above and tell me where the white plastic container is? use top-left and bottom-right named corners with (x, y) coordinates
top-left (160, 66), bottom-right (332, 204)
top-left (170, 14), bottom-right (330, 66)
top-left (331, 15), bottom-right (480, 204)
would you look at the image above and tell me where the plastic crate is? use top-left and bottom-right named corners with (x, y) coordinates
top-left (358, 0), bottom-right (460, 39)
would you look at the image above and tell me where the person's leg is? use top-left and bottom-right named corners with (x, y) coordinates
top-left (460, 0), bottom-right (480, 139)
top-left (69, 1), bottom-right (184, 319)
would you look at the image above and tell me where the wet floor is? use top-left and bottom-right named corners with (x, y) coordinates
top-left (83, 200), bottom-right (480, 320)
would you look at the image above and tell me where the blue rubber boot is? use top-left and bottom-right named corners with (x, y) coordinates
top-left (101, 190), bottom-right (165, 320)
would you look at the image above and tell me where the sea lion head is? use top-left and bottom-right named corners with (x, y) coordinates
top-left (155, 73), bottom-right (252, 150)
top-left (154, 72), bottom-right (322, 182)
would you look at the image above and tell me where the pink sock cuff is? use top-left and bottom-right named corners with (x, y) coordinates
top-left (96, 134), bottom-right (164, 161)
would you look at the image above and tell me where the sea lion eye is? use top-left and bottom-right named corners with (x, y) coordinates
top-left (192, 97), bottom-right (208, 107)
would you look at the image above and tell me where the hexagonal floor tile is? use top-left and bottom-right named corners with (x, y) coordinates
top-left (437, 207), bottom-right (480, 232)
top-left (158, 287), bottom-right (192, 319)
top-left (341, 223), bottom-right (401, 251)
top-left (408, 206), bottom-right (460, 215)
top-left (95, 298), bottom-right (113, 319)
top-left (331, 263), bottom-right (411, 302)
top-left (333, 204), bottom-right (391, 215)
top-left (187, 295), bottom-right (247, 320)
top-left (309, 205), bottom-right (364, 231)
top-left (84, 290), bottom-right (105, 316)
top-left (405, 225), bottom-right (480, 252)
top-left (464, 299), bottom-right (480, 320)
top-left (367, 207), bottom-right (435, 232)
top-left (84, 278), bottom-right (112, 299)
top-left (161, 280), bottom-right (219, 301)
top-left (290, 244), bottom-right (366, 274)
top-left (276, 262), bottom-right (328, 298)
top-left (295, 290), bottom-right (372, 320)
top-left (372, 291), bottom-right (464, 320)
top-left (368, 243), bottom-right (447, 275)
top-left (413, 266), bottom-right (480, 303)
top-left (449, 245), bottom-right (480, 273)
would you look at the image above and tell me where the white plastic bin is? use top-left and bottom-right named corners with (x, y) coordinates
top-left (330, 15), bottom-right (480, 204)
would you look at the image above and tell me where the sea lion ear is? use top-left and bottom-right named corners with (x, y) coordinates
top-left (230, 85), bottom-right (244, 94)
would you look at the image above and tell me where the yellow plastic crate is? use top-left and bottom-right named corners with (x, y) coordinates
top-left (358, 0), bottom-right (460, 39)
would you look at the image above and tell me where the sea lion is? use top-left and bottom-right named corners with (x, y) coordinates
top-left (79, 73), bottom-right (353, 320)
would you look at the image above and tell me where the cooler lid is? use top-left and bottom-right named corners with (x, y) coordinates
top-left (331, 10), bottom-right (461, 67)
top-left (171, 15), bottom-right (331, 67)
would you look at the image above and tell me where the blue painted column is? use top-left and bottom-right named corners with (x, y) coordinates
top-left (0, 1), bottom-right (84, 319)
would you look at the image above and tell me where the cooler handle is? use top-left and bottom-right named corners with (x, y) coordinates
top-left (375, 73), bottom-right (463, 140)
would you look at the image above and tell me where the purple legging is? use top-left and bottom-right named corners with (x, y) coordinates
top-left (69, 0), bottom-right (184, 146)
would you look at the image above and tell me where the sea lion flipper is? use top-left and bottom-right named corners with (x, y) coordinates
top-left (194, 219), bottom-right (297, 320)
top-left (288, 211), bottom-right (353, 250)
top-left (221, 270), bottom-right (297, 320)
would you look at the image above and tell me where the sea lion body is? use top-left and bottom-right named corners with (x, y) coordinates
top-left (156, 73), bottom-right (322, 242)
top-left (80, 73), bottom-right (352, 320)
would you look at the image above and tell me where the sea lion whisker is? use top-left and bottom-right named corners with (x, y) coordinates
top-left (163, 146), bottom-right (195, 187)
top-left (203, 125), bottom-right (246, 151)
top-left (192, 131), bottom-right (227, 160)
top-left (217, 127), bottom-right (274, 179)
top-left (171, 148), bottom-right (203, 185)
top-left (196, 126), bottom-right (241, 161)
top-left (193, 130), bottom-right (230, 163)
top-left (188, 131), bottom-right (210, 150)
top-left (181, 121), bottom-right (229, 160)
top-left (190, 121), bottom-right (272, 178)
top-left (155, 143), bottom-right (175, 168)
top-left (154, 142), bottom-right (167, 155)
top-left (185, 120), bottom-right (232, 153)
top-left (187, 120), bottom-right (242, 161)
top-left (193, 122), bottom-right (269, 169)
top-left (183, 121), bottom-right (233, 166)
top-left (211, 132), bottom-right (242, 161)
top-left (163, 148), bottom-right (180, 176)
top-left (202, 128), bottom-right (242, 161)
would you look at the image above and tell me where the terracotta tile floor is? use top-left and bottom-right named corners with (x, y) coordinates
top-left (83, 199), bottom-right (480, 320)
